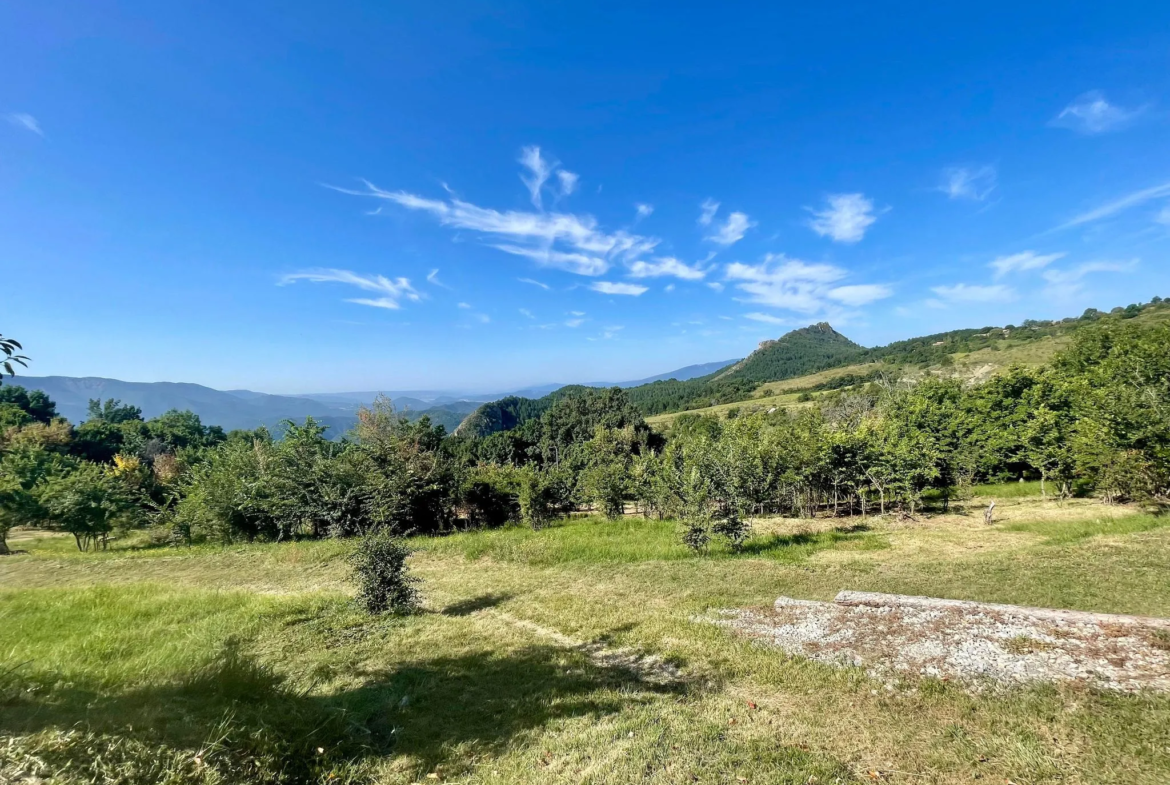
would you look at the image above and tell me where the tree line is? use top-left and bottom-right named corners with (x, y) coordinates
top-left (457, 300), bottom-right (1168, 435)
top-left (1, 311), bottom-right (1167, 555)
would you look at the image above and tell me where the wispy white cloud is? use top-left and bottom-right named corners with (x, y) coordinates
top-left (457, 302), bottom-right (471, 309)
top-left (565, 317), bottom-right (586, 328)
top-left (601, 325), bottom-right (624, 339)
top-left (1042, 259), bottom-right (1137, 297)
top-left (1052, 181), bottom-right (1170, 231)
top-left (635, 203), bottom-right (654, 219)
top-left (590, 281), bottom-right (648, 296)
top-left (519, 146), bottom-right (554, 208)
top-left (1157, 205), bottom-right (1170, 227)
top-left (707, 211), bottom-right (756, 246)
top-left (5, 113), bottom-right (42, 136)
top-left (345, 298), bottom-right (406, 310)
top-left (726, 256), bottom-right (891, 315)
top-left (664, 283), bottom-right (675, 292)
top-left (426, 268), bottom-right (452, 289)
top-left (726, 255), bottom-right (847, 312)
top-left (744, 312), bottom-right (788, 325)
top-left (556, 170), bottom-right (579, 197)
top-left (807, 193), bottom-right (877, 243)
top-left (519, 308), bottom-right (535, 319)
top-left (698, 198), bottom-right (720, 226)
top-left (280, 268), bottom-right (420, 309)
top-left (331, 173), bottom-right (658, 277)
top-left (940, 166), bottom-right (996, 201)
top-left (826, 284), bottom-right (893, 306)
top-left (989, 250), bottom-right (1066, 279)
top-left (569, 311), bottom-right (586, 316)
top-left (706, 282), bottom-right (724, 292)
top-left (518, 277), bottom-right (550, 290)
top-left (1051, 91), bottom-right (1144, 134)
top-left (930, 283), bottom-right (1015, 303)
top-left (627, 256), bottom-right (707, 280)
top-left (474, 313), bottom-right (491, 324)
top-left (492, 245), bottom-right (610, 276)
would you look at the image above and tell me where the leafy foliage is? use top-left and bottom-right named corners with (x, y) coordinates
top-left (0, 334), bottom-right (28, 383)
top-left (0, 386), bottom-right (58, 423)
top-left (349, 528), bottom-right (420, 614)
top-left (86, 397), bottom-right (144, 424)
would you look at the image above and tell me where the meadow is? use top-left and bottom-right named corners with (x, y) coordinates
top-left (3, 489), bottom-right (1170, 784)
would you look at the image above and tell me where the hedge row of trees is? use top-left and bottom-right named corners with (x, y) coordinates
top-left (0, 393), bottom-right (228, 553)
top-left (1, 314), bottom-right (1167, 554)
top-left (176, 316), bottom-right (1170, 550)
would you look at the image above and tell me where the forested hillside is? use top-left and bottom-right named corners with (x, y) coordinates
top-left (455, 300), bottom-right (1167, 437)
top-left (455, 385), bottom-right (594, 437)
top-left (712, 322), bottom-right (864, 383)
top-left (458, 322), bottom-right (869, 432)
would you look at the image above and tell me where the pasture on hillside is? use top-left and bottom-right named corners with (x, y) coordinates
top-left (3, 489), bottom-right (1170, 785)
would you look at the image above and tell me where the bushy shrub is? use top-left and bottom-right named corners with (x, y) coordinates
top-left (713, 510), bottom-right (750, 551)
top-left (461, 464), bottom-right (519, 528)
top-left (349, 529), bottom-right (420, 614)
top-left (38, 462), bottom-right (139, 551)
top-left (517, 466), bottom-right (557, 530)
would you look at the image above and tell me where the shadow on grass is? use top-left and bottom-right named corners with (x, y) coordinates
top-left (0, 636), bottom-right (686, 784)
top-left (441, 592), bottom-right (514, 616)
top-left (735, 524), bottom-right (880, 560)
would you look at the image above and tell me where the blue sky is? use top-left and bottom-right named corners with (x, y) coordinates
top-left (3, 2), bottom-right (1170, 394)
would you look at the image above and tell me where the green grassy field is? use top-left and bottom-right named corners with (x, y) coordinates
top-left (3, 493), bottom-right (1170, 784)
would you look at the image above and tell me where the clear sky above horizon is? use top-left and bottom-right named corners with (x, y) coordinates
top-left (4, 2), bottom-right (1170, 394)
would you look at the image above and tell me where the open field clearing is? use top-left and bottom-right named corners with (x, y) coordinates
top-left (4, 492), bottom-right (1170, 784)
top-left (645, 391), bottom-right (815, 426)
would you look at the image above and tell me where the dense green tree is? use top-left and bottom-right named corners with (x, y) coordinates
top-left (578, 425), bottom-right (638, 518)
top-left (86, 398), bottom-right (144, 424)
top-left (0, 386), bottom-right (57, 424)
top-left (146, 409), bottom-right (226, 450)
top-left (70, 419), bottom-right (127, 463)
top-left (38, 462), bottom-right (137, 551)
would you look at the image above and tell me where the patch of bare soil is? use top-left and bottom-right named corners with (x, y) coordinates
top-left (709, 594), bottom-right (1170, 692)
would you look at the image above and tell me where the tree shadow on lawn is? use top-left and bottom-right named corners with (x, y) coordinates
top-left (1, 635), bottom-right (688, 783)
top-left (440, 592), bottom-right (515, 616)
top-left (736, 525), bottom-right (874, 559)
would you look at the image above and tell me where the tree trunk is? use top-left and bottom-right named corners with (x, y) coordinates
top-left (0, 536), bottom-right (9, 556)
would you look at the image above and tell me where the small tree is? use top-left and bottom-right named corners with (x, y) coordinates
top-left (39, 463), bottom-right (136, 551)
top-left (517, 466), bottom-right (557, 530)
top-left (679, 465), bottom-right (714, 553)
top-left (349, 529), bottom-right (420, 614)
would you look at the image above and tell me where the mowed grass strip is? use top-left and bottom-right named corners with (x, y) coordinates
top-left (3, 499), bottom-right (1170, 783)
top-left (417, 515), bottom-right (885, 565)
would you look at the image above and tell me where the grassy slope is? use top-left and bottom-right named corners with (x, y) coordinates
top-left (650, 306), bottom-right (1170, 426)
top-left (647, 331), bottom-right (1076, 426)
top-left (3, 493), bottom-right (1170, 784)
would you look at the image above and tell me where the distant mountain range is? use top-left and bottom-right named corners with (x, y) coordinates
top-left (500, 359), bottom-right (739, 398)
top-left (12, 357), bottom-right (740, 436)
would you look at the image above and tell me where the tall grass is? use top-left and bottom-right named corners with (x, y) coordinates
top-left (1005, 513), bottom-right (1170, 544)
top-left (414, 515), bottom-right (885, 565)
